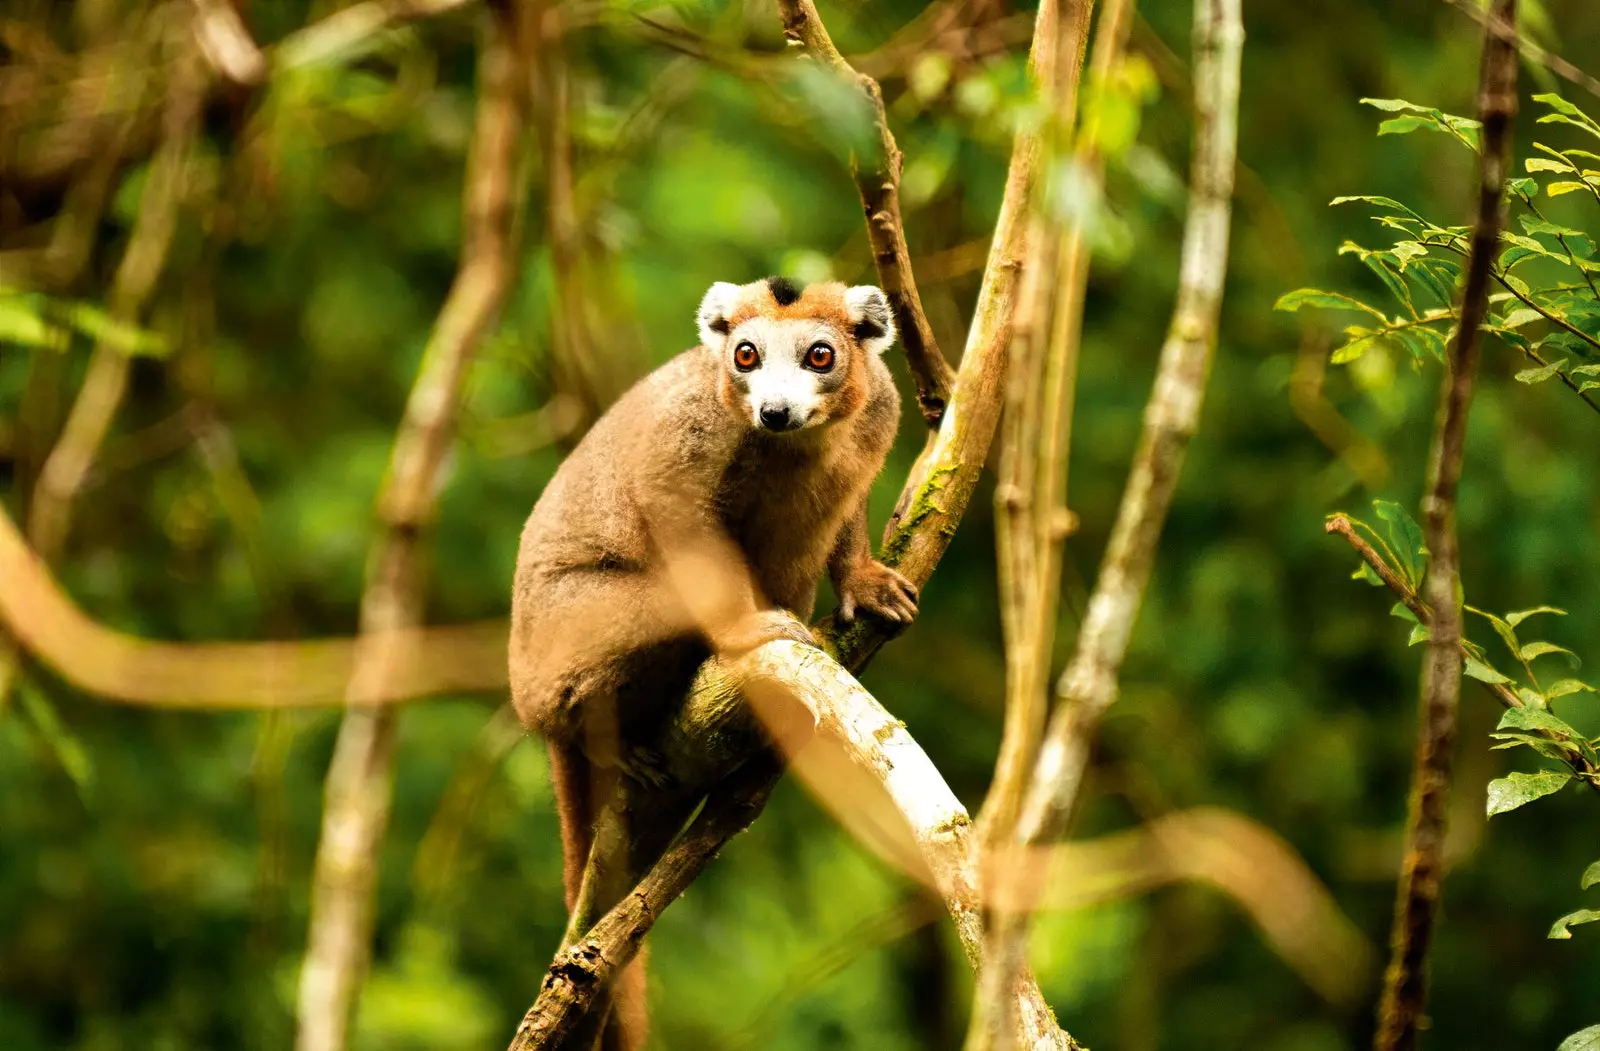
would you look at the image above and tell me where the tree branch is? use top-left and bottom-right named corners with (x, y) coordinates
top-left (968, 0), bottom-right (1243, 1045)
top-left (982, 0), bottom-right (1113, 847)
top-left (294, 9), bottom-right (528, 1051)
top-left (775, 0), bottom-right (955, 427)
top-left (1376, 10), bottom-right (1517, 1037)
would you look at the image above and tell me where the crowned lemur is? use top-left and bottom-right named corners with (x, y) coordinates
top-left (510, 276), bottom-right (917, 1049)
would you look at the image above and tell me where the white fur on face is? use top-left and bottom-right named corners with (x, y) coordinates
top-left (725, 317), bottom-right (847, 431)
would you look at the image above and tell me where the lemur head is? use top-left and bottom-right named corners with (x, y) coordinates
top-left (697, 276), bottom-right (896, 434)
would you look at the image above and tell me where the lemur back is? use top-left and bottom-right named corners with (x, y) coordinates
top-left (508, 276), bottom-right (918, 1051)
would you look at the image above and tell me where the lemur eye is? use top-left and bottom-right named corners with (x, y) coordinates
top-left (733, 341), bottom-right (760, 371)
top-left (805, 343), bottom-right (835, 371)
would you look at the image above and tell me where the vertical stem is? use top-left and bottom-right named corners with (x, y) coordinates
top-left (966, 0), bottom-right (1243, 1046)
top-left (1373, 3), bottom-right (1516, 1048)
top-left (292, 9), bottom-right (527, 1051)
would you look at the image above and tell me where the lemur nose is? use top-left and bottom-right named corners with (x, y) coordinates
top-left (759, 406), bottom-right (791, 432)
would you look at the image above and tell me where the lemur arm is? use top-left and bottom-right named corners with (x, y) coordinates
top-left (828, 497), bottom-right (919, 624)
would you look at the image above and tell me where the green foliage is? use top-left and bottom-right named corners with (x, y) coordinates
top-left (1278, 94), bottom-right (1600, 403)
top-left (1486, 770), bottom-right (1573, 816)
top-left (1548, 908), bottom-right (1600, 940)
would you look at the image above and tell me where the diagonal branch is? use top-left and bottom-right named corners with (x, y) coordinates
top-left (776, 0), bottom-right (954, 427)
top-left (1377, 8), bottom-right (1518, 1039)
top-left (968, 0), bottom-right (1243, 1046)
top-left (293, 9), bottom-right (529, 1051)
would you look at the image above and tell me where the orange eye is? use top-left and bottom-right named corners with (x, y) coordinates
top-left (805, 343), bottom-right (835, 371)
top-left (733, 342), bottom-right (760, 371)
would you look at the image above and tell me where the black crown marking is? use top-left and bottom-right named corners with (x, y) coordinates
top-left (765, 276), bottom-right (802, 306)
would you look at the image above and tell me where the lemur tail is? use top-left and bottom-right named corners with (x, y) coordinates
top-left (547, 742), bottom-right (649, 1051)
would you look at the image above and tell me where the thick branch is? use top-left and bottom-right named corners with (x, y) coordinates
top-left (294, 10), bottom-right (527, 1051)
top-left (0, 503), bottom-right (508, 707)
top-left (969, 0), bottom-right (1243, 1046)
top-left (1376, 10), bottom-right (1516, 1041)
top-left (776, 0), bottom-right (955, 427)
top-left (511, 642), bottom-right (1076, 1051)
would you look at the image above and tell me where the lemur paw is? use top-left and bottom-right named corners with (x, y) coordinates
top-left (720, 609), bottom-right (817, 655)
top-left (837, 560), bottom-right (919, 626)
top-left (617, 745), bottom-right (671, 789)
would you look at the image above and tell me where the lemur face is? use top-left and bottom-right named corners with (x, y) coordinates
top-left (697, 277), bottom-right (895, 434)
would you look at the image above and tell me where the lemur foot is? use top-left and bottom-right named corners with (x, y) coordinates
top-left (719, 609), bottom-right (817, 656)
top-left (837, 560), bottom-right (919, 626)
top-left (616, 745), bottom-right (671, 790)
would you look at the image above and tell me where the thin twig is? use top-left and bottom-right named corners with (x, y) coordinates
top-left (506, 0), bottom-right (1085, 1042)
top-left (1375, 5), bottom-right (1516, 1049)
top-left (1325, 514), bottom-right (1600, 793)
top-left (776, 0), bottom-right (955, 427)
top-left (968, 0), bottom-right (1243, 1047)
top-left (1439, 0), bottom-right (1600, 101)
top-left (294, 9), bottom-right (527, 1051)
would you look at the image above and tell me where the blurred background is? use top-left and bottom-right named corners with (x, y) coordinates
top-left (3, 0), bottom-right (1600, 1048)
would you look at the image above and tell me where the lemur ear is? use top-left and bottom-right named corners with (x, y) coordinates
top-left (844, 285), bottom-right (896, 355)
top-left (697, 282), bottom-right (742, 347)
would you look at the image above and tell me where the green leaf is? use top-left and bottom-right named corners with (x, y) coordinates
top-left (1486, 770), bottom-right (1572, 815)
top-left (1408, 623), bottom-right (1431, 646)
top-left (1516, 359), bottom-right (1568, 384)
top-left (1527, 157), bottom-right (1571, 173)
top-left (1534, 93), bottom-right (1600, 138)
top-left (1391, 240), bottom-right (1428, 268)
top-left (1372, 500), bottom-right (1426, 588)
top-left (1496, 708), bottom-right (1578, 738)
top-left (1548, 909), bottom-right (1600, 940)
top-left (1467, 605), bottom-right (1523, 663)
top-left (1548, 181), bottom-right (1594, 197)
top-left (1360, 98), bottom-right (1481, 148)
top-left (1331, 327), bottom-right (1379, 364)
top-left (17, 680), bottom-right (95, 803)
top-left (1274, 288), bottom-right (1387, 319)
top-left (1329, 194), bottom-right (1424, 218)
top-left (1464, 656), bottom-right (1514, 685)
top-left (1498, 307), bottom-right (1545, 329)
top-left (1582, 860), bottom-right (1600, 891)
top-left (0, 293), bottom-right (66, 348)
top-left (1558, 1025), bottom-right (1600, 1051)
top-left (1521, 640), bottom-right (1580, 667)
top-left (1489, 733), bottom-right (1579, 760)
top-left (1352, 561), bottom-right (1385, 587)
top-left (1546, 679), bottom-right (1596, 699)
top-left (1506, 606), bottom-right (1567, 628)
top-left (1520, 215), bottom-right (1584, 239)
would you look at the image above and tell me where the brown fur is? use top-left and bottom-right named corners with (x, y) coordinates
top-left (509, 279), bottom-right (916, 1050)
